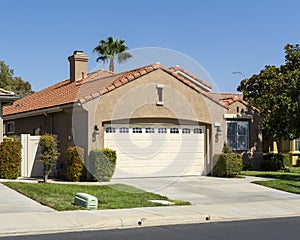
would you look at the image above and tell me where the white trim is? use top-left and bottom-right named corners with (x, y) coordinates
top-left (175, 70), bottom-right (212, 92)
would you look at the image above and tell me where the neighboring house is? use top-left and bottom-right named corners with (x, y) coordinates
top-left (3, 50), bottom-right (262, 178)
top-left (0, 88), bottom-right (18, 142)
top-left (263, 137), bottom-right (300, 166)
top-left (208, 93), bottom-right (263, 169)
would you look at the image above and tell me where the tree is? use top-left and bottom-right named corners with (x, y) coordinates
top-left (0, 61), bottom-right (34, 97)
top-left (38, 134), bottom-right (60, 183)
top-left (237, 44), bottom-right (300, 152)
top-left (93, 36), bottom-right (132, 72)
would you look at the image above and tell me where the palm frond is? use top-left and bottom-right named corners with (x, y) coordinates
top-left (117, 52), bottom-right (133, 64)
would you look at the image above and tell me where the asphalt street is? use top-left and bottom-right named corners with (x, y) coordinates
top-left (1, 216), bottom-right (300, 240)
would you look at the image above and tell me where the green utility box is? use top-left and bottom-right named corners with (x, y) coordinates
top-left (74, 193), bottom-right (98, 210)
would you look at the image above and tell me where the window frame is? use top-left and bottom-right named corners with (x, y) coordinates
top-left (170, 128), bottom-right (179, 134)
top-left (119, 127), bottom-right (129, 133)
top-left (133, 127), bottom-right (142, 133)
top-left (7, 121), bottom-right (15, 134)
top-left (105, 127), bottom-right (116, 133)
top-left (158, 128), bottom-right (167, 134)
top-left (226, 121), bottom-right (249, 151)
top-left (182, 128), bottom-right (191, 134)
top-left (145, 127), bottom-right (155, 133)
top-left (193, 128), bottom-right (202, 134)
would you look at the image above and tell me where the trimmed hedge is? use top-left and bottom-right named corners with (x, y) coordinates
top-left (66, 146), bottom-right (85, 181)
top-left (0, 141), bottom-right (22, 179)
top-left (212, 153), bottom-right (242, 178)
top-left (261, 153), bottom-right (290, 171)
top-left (89, 148), bottom-right (117, 182)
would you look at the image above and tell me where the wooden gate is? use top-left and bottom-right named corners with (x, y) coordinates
top-left (21, 134), bottom-right (43, 177)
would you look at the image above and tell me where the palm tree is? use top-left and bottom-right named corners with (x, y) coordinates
top-left (93, 36), bottom-right (132, 72)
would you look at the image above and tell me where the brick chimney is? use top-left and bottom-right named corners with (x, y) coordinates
top-left (68, 50), bottom-right (89, 82)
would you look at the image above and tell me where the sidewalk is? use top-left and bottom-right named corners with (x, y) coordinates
top-left (1, 177), bottom-right (300, 237)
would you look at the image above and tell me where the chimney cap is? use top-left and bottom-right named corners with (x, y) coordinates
top-left (73, 50), bottom-right (84, 55)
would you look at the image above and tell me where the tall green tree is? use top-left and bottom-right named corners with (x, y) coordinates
top-left (0, 61), bottom-right (33, 97)
top-left (238, 44), bottom-right (300, 151)
top-left (93, 36), bottom-right (132, 72)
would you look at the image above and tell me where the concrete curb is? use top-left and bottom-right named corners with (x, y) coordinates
top-left (1, 204), bottom-right (300, 237)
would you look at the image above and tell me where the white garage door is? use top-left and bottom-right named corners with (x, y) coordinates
top-left (104, 124), bottom-right (205, 178)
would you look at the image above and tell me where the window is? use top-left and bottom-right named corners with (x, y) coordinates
top-left (105, 127), bottom-right (116, 133)
top-left (170, 128), bottom-right (179, 134)
top-left (7, 121), bottom-right (15, 134)
top-left (156, 84), bottom-right (164, 106)
top-left (227, 121), bottom-right (249, 150)
top-left (158, 128), bottom-right (167, 133)
top-left (133, 127), bottom-right (142, 133)
top-left (182, 128), bottom-right (191, 134)
top-left (296, 138), bottom-right (300, 151)
top-left (193, 128), bottom-right (202, 134)
top-left (145, 127), bottom-right (155, 133)
top-left (119, 127), bottom-right (129, 133)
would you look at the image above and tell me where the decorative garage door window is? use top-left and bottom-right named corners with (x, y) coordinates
top-left (119, 127), bottom-right (129, 133)
top-left (158, 128), bottom-right (167, 133)
top-left (193, 128), bottom-right (202, 134)
top-left (105, 127), bottom-right (116, 133)
top-left (182, 128), bottom-right (191, 134)
top-left (145, 127), bottom-right (155, 133)
top-left (170, 128), bottom-right (179, 134)
top-left (133, 127), bottom-right (142, 133)
top-left (226, 121), bottom-right (249, 150)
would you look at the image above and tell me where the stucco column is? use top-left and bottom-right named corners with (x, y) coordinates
top-left (290, 140), bottom-right (296, 152)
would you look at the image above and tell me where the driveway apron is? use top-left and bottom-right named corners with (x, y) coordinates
top-left (0, 183), bottom-right (54, 214)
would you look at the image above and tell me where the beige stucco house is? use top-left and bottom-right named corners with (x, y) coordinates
top-left (3, 51), bottom-right (263, 178)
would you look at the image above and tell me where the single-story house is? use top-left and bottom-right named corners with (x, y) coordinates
top-left (0, 88), bottom-right (18, 142)
top-left (3, 51), bottom-right (263, 178)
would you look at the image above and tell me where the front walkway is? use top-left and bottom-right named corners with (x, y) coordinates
top-left (0, 183), bottom-right (54, 214)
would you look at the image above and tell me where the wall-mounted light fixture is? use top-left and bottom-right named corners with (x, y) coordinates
top-left (214, 122), bottom-right (222, 135)
top-left (94, 125), bottom-right (100, 135)
top-left (214, 123), bottom-right (222, 143)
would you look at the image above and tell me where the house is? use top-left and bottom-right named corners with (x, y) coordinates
top-left (3, 51), bottom-right (263, 178)
top-left (0, 88), bottom-right (18, 142)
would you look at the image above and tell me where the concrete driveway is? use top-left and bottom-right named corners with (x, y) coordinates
top-left (0, 183), bottom-right (54, 214)
top-left (111, 176), bottom-right (300, 205)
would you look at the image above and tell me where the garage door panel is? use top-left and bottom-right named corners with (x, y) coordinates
top-left (104, 125), bottom-right (205, 178)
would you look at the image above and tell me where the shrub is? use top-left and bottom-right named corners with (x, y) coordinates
top-left (0, 141), bottom-right (22, 179)
top-left (89, 148), bottom-right (117, 182)
top-left (222, 143), bottom-right (233, 153)
top-left (212, 153), bottom-right (242, 178)
top-left (101, 148), bottom-right (117, 164)
top-left (66, 146), bottom-right (85, 181)
top-left (282, 153), bottom-right (291, 168)
top-left (38, 134), bottom-right (60, 182)
top-left (261, 153), bottom-right (286, 171)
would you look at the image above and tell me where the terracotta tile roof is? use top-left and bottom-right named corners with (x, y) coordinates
top-left (4, 64), bottom-right (223, 117)
top-left (207, 92), bottom-right (260, 113)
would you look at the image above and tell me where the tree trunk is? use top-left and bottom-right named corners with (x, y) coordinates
top-left (43, 173), bottom-right (48, 183)
top-left (109, 58), bottom-right (114, 72)
top-left (276, 139), bottom-right (281, 154)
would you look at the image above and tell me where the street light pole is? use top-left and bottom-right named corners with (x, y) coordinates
top-left (232, 71), bottom-right (247, 79)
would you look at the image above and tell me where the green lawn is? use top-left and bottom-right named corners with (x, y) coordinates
top-left (242, 167), bottom-right (300, 194)
top-left (3, 182), bottom-right (190, 211)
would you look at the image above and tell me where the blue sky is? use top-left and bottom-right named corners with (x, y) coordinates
top-left (0, 0), bottom-right (299, 92)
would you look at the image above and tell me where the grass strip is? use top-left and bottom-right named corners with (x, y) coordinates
top-left (3, 182), bottom-right (190, 211)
